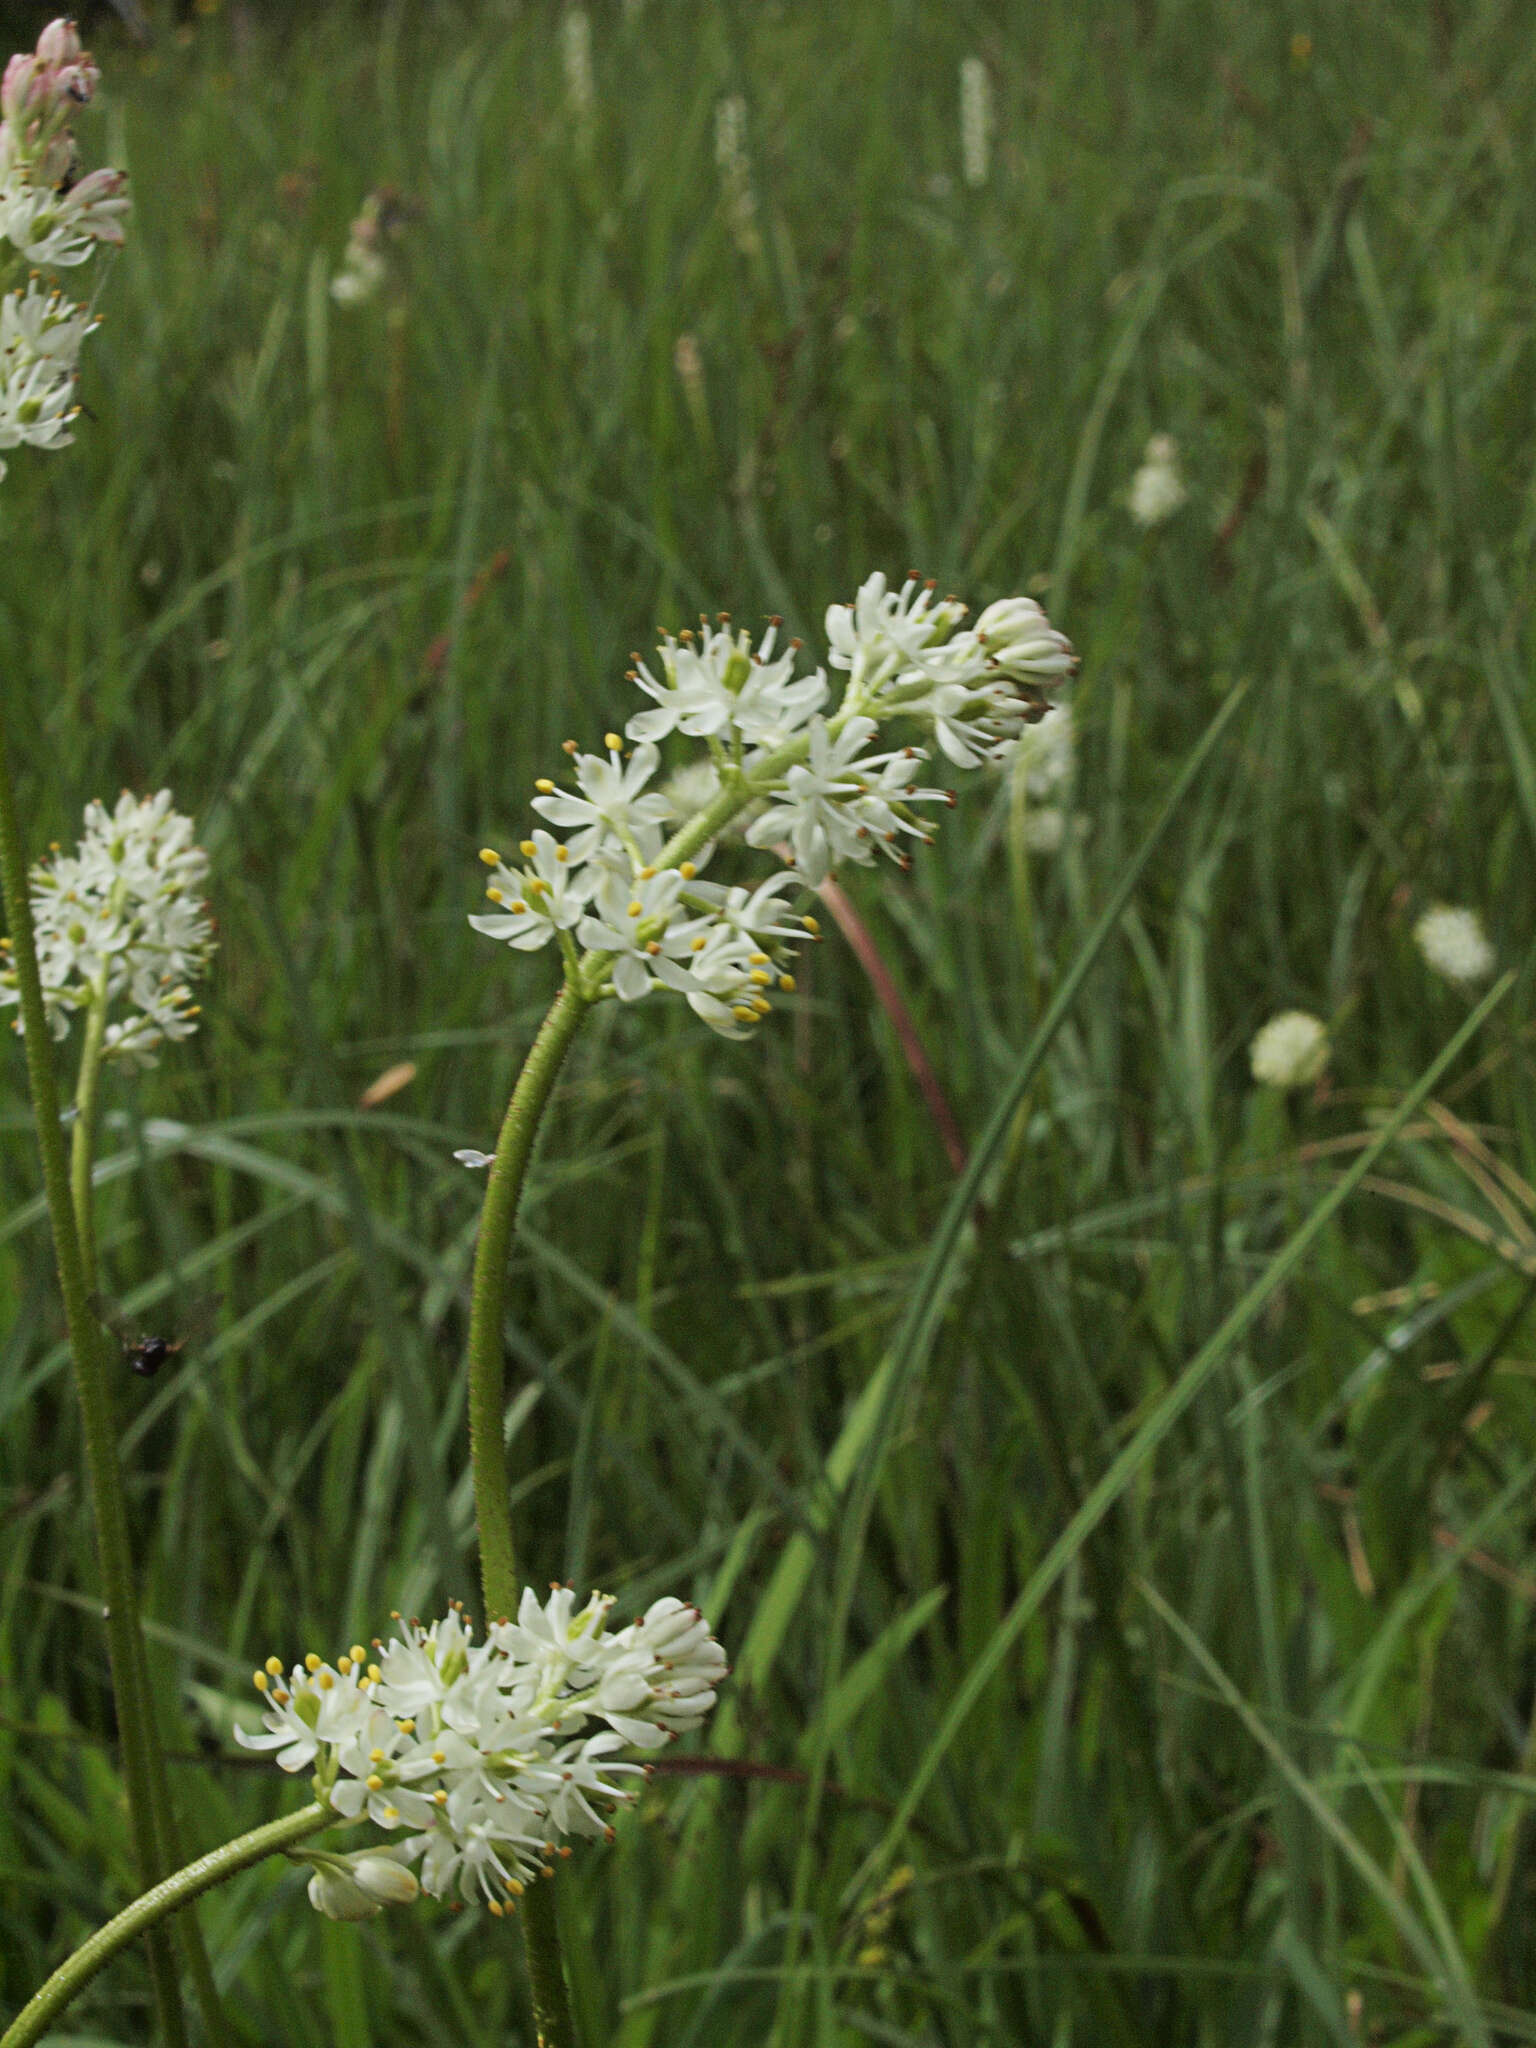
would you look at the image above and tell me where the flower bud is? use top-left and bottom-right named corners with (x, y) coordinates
top-left (349, 1853), bottom-right (420, 1906)
top-left (306, 1865), bottom-right (383, 1922)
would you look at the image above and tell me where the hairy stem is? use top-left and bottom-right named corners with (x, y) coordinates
top-left (0, 1804), bottom-right (331, 2048)
top-left (0, 713), bottom-right (188, 2046)
top-left (69, 978), bottom-right (108, 1292)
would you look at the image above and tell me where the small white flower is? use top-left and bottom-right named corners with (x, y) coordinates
top-left (303, 1846), bottom-right (420, 1919)
top-left (1414, 904), bottom-right (1495, 986)
top-left (825, 572), bottom-right (970, 704)
top-left (1129, 434), bottom-right (1187, 528)
top-left (530, 740), bottom-right (672, 867)
top-left (626, 618), bottom-right (825, 748)
top-left (745, 717), bottom-right (936, 885)
top-left (1249, 1010), bottom-right (1330, 1090)
top-left (469, 829), bottom-right (592, 951)
top-left (574, 868), bottom-right (707, 1001)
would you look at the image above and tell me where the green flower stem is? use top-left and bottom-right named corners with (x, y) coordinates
top-left (65, 984), bottom-right (233, 2046)
top-left (0, 713), bottom-right (188, 2047)
top-left (69, 978), bottom-right (109, 1291)
top-left (0, 1803), bottom-right (332, 2048)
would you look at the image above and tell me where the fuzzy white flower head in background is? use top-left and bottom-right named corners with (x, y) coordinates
top-left (1413, 904), bottom-right (1495, 987)
top-left (1249, 1010), bottom-right (1330, 1091)
top-left (1129, 433), bottom-right (1187, 528)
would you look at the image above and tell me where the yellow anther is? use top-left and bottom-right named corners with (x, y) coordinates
top-left (337, 1655), bottom-right (352, 1675)
top-left (752, 997), bottom-right (771, 1015)
top-left (535, 778), bottom-right (556, 793)
top-left (382, 1805), bottom-right (398, 1821)
top-left (318, 1671), bottom-right (334, 1691)
top-left (556, 845), bottom-right (570, 862)
top-left (749, 951), bottom-right (770, 965)
top-left (488, 1898), bottom-right (505, 1918)
top-left (604, 731), bottom-right (623, 751)
top-left (304, 1653), bottom-right (321, 1673)
top-left (350, 1646), bottom-right (366, 1664)
top-left (434, 1788), bottom-right (448, 1805)
top-left (731, 1005), bottom-right (757, 1022)
top-left (478, 848), bottom-right (501, 866)
top-left (527, 876), bottom-right (549, 896)
top-left (778, 974), bottom-right (796, 992)
top-left (802, 914), bottom-right (820, 935)
top-left (679, 861), bottom-right (697, 880)
top-left (520, 840), bottom-right (537, 859)
top-left (273, 1687), bottom-right (290, 1705)
top-left (510, 900), bottom-right (528, 915)
top-left (369, 1666), bottom-right (382, 1684)
top-left (691, 935), bottom-right (707, 951)
top-left (432, 1749), bottom-right (446, 1764)
top-left (366, 1774), bottom-right (384, 1791)
top-left (638, 865), bottom-right (656, 879)
top-left (265, 1656), bottom-right (283, 1676)
top-left (485, 887), bottom-right (504, 904)
top-left (253, 1670), bottom-right (269, 1691)
top-left (627, 901), bottom-right (643, 918)
top-left (508, 1878), bottom-right (525, 1896)
top-left (748, 970), bottom-right (772, 986)
top-left (369, 1748), bottom-right (386, 1764)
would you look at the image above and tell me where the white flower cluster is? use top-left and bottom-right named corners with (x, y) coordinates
top-left (237, 1588), bottom-right (727, 1914)
top-left (0, 20), bottom-right (126, 480)
top-left (0, 791), bottom-right (214, 1063)
top-left (471, 573), bottom-right (1074, 1036)
top-left (1249, 1009), bottom-right (1330, 1091)
top-left (1414, 903), bottom-right (1495, 987)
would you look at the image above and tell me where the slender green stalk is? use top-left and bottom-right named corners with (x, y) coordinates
top-left (66, 982), bottom-right (233, 2044)
top-left (0, 713), bottom-right (188, 2046)
top-left (467, 980), bottom-right (590, 1616)
top-left (68, 977), bottom-right (109, 1292)
top-left (0, 1804), bottom-right (331, 2048)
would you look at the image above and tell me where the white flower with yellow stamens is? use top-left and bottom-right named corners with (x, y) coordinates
top-left (575, 867), bottom-right (707, 1001)
top-left (469, 829), bottom-right (591, 951)
top-left (530, 737), bottom-right (672, 867)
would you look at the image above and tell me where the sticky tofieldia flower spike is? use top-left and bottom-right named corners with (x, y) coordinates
top-left (471, 568), bottom-right (1073, 1036)
top-left (0, 790), bottom-right (215, 1063)
top-left (0, 19), bottom-right (127, 483)
top-left (238, 1592), bottom-right (727, 1912)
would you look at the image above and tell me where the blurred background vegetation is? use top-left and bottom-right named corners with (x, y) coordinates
top-left (3, 0), bottom-right (1536, 2041)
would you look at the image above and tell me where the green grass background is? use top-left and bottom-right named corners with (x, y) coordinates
top-left (4, 0), bottom-right (1536, 2040)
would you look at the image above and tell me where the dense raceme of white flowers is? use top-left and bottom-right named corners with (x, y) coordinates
top-left (0, 791), bottom-right (214, 1062)
top-left (471, 571), bottom-right (1075, 1036)
top-left (0, 19), bottom-right (126, 478)
top-left (237, 1589), bottom-right (727, 1915)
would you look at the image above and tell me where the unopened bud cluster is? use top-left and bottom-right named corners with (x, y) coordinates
top-left (238, 1588), bottom-right (727, 1912)
top-left (0, 19), bottom-right (128, 478)
top-left (472, 571), bottom-right (1074, 1034)
top-left (0, 790), bottom-right (214, 1063)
